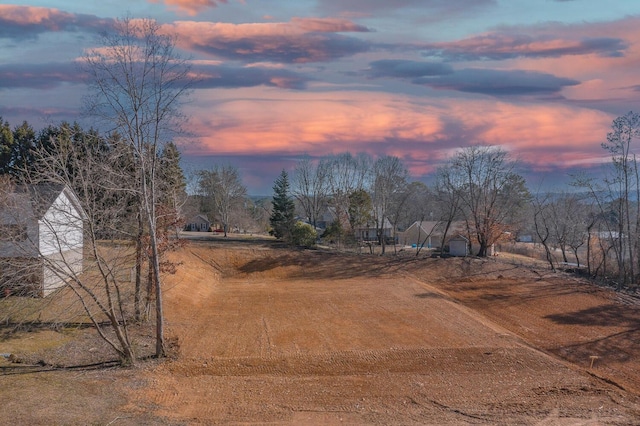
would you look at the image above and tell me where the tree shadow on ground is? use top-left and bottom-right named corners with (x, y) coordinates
top-left (550, 328), bottom-right (640, 366)
top-left (236, 249), bottom-right (396, 280)
top-left (414, 292), bottom-right (447, 299)
top-left (545, 304), bottom-right (640, 328)
top-left (544, 305), bottom-right (640, 374)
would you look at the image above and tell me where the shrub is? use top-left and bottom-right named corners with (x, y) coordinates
top-left (291, 222), bottom-right (317, 247)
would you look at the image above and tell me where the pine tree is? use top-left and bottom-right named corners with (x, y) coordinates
top-left (0, 118), bottom-right (14, 175)
top-left (270, 169), bottom-right (295, 240)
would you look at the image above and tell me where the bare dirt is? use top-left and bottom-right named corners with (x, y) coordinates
top-left (2, 236), bottom-right (640, 425)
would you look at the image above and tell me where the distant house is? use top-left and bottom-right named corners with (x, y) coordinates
top-left (314, 206), bottom-right (338, 230)
top-left (184, 214), bottom-right (211, 232)
top-left (399, 221), bottom-right (467, 250)
top-left (354, 217), bottom-right (394, 243)
top-left (0, 184), bottom-right (86, 297)
top-left (517, 234), bottom-right (534, 243)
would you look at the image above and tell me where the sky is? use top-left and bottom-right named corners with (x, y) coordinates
top-left (1, 1), bottom-right (640, 194)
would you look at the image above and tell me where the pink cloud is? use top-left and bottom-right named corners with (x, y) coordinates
top-left (421, 17), bottom-right (640, 62)
top-left (163, 18), bottom-right (371, 63)
top-left (148, 0), bottom-right (229, 16)
top-left (180, 88), bottom-right (614, 178)
top-left (0, 5), bottom-right (109, 38)
top-left (290, 17), bottom-right (371, 33)
top-left (501, 19), bottom-right (640, 104)
top-left (0, 5), bottom-right (73, 27)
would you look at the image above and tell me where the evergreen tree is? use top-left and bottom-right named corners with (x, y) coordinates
top-left (270, 169), bottom-right (295, 240)
top-left (158, 141), bottom-right (188, 235)
top-left (0, 118), bottom-right (14, 174)
top-left (12, 122), bottom-right (36, 175)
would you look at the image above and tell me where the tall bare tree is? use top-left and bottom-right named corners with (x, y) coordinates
top-left (531, 193), bottom-right (558, 271)
top-left (197, 165), bottom-right (247, 237)
top-left (324, 152), bottom-right (371, 236)
top-left (82, 16), bottom-right (192, 357)
top-left (601, 111), bottom-right (640, 284)
top-left (291, 157), bottom-right (329, 229)
top-left (372, 156), bottom-right (408, 254)
top-left (447, 145), bottom-right (530, 257)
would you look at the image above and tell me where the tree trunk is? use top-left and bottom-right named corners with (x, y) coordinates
top-left (134, 211), bottom-right (143, 322)
top-left (149, 227), bottom-right (166, 357)
top-left (145, 259), bottom-right (153, 320)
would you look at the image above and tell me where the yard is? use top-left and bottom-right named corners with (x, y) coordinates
top-left (1, 236), bottom-right (640, 424)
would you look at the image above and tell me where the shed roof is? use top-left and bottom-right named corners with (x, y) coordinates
top-left (0, 184), bottom-right (86, 223)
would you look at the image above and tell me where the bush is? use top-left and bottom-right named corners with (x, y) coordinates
top-left (291, 222), bottom-right (317, 247)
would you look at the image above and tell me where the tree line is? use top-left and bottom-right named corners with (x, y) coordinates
top-left (272, 115), bottom-right (640, 291)
top-left (266, 148), bottom-right (530, 259)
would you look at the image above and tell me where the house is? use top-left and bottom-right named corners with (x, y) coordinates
top-left (184, 214), bottom-right (211, 232)
top-left (314, 207), bottom-right (337, 230)
top-left (0, 184), bottom-right (86, 297)
top-left (399, 221), bottom-right (467, 250)
top-left (354, 217), bottom-right (394, 243)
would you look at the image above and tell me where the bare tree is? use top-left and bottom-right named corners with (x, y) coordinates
top-left (386, 181), bottom-right (427, 255)
top-left (291, 157), bottom-right (329, 229)
top-left (447, 145), bottom-right (530, 257)
top-left (82, 16), bottom-right (192, 357)
top-left (372, 156), bottom-right (408, 254)
top-left (601, 111), bottom-right (640, 285)
top-left (197, 165), bottom-right (247, 237)
top-left (323, 153), bottom-right (372, 238)
top-left (531, 193), bottom-right (557, 271)
top-left (433, 164), bottom-right (465, 256)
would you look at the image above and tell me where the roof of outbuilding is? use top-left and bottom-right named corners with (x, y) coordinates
top-left (0, 184), bottom-right (86, 222)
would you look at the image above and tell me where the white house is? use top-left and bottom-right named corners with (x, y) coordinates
top-left (0, 184), bottom-right (86, 297)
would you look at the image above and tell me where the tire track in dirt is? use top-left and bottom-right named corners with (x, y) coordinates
top-left (164, 346), bottom-right (560, 378)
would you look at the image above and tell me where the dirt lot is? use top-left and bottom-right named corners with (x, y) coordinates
top-left (2, 236), bottom-right (640, 425)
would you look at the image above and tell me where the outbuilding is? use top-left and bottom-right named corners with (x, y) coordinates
top-left (448, 235), bottom-right (470, 257)
top-left (0, 184), bottom-right (86, 297)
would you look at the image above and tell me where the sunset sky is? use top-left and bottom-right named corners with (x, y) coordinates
top-left (1, 1), bottom-right (640, 193)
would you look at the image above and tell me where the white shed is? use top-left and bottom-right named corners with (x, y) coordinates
top-left (0, 184), bottom-right (86, 297)
top-left (448, 235), bottom-right (470, 257)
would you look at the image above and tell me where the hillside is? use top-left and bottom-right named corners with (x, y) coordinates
top-left (2, 237), bottom-right (640, 424)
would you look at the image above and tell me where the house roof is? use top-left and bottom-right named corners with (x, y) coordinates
top-left (0, 184), bottom-right (86, 223)
top-left (188, 214), bottom-right (210, 223)
top-left (407, 221), bottom-right (467, 235)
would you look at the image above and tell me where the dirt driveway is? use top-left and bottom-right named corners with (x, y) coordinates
top-left (124, 239), bottom-right (640, 424)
